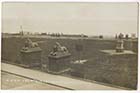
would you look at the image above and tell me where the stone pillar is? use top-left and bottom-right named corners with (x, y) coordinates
top-left (47, 42), bottom-right (71, 74)
top-left (20, 38), bottom-right (42, 68)
top-left (100, 50), bottom-right (137, 89)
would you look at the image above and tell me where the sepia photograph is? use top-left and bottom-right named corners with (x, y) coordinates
top-left (1, 2), bottom-right (139, 90)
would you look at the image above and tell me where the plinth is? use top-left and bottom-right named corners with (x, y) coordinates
top-left (20, 47), bottom-right (42, 68)
top-left (99, 50), bottom-right (137, 89)
top-left (48, 53), bottom-right (71, 74)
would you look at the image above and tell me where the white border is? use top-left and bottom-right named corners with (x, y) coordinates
top-left (0, 0), bottom-right (140, 2)
top-left (0, 0), bottom-right (140, 93)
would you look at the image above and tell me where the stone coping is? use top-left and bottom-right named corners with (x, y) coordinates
top-left (100, 50), bottom-right (136, 55)
top-left (20, 47), bottom-right (42, 53)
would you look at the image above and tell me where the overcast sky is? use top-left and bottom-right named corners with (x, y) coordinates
top-left (2, 2), bottom-right (138, 36)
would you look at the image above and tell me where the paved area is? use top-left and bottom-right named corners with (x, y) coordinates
top-left (1, 71), bottom-right (65, 90)
top-left (1, 63), bottom-right (123, 90)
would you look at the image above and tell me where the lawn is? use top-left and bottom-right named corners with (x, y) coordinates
top-left (1, 36), bottom-right (138, 89)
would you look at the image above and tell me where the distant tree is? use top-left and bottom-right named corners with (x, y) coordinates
top-left (131, 33), bottom-right (136, 39)
top-left (57, 33), bottom-right (60, 37)
top-left (83, 35), bottom-right (88, 37)
top-left (41, 33), bottom-right (47, 35)
top-left (99, 35), bottom-right (103, 39)
top-left (118, 33), bottom-right (124, 39)
top-left (51, 33), bottom-right (55, 36)
top-left (125, 34), bottom-right (129, 39)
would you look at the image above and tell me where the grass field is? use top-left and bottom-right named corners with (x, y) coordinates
top-left (1, 36), bottom-right (138, 89)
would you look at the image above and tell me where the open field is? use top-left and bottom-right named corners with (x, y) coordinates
top-left (1, 36), bottom-right (138, 89)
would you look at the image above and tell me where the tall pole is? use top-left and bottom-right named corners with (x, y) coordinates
top-left (20, 25), bottom-right (23, 36)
